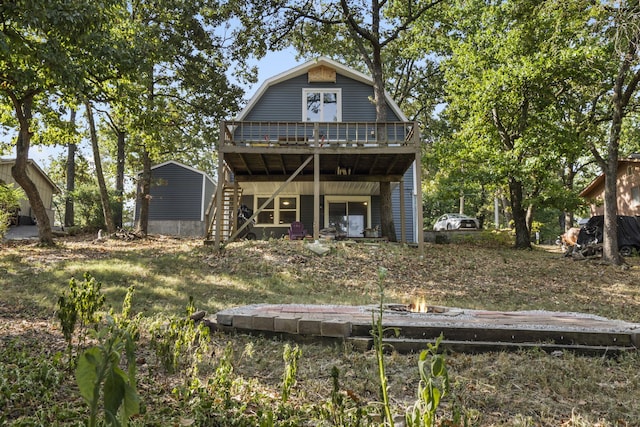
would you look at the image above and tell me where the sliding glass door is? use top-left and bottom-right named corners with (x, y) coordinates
top-left (326, 198), bottom-right (369, 238)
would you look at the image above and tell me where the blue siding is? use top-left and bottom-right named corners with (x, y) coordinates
top-left (136, 163), bottom-right (205, 221)
top-left (233, 63), bottom-right (415, 242)
top-left (299, 195), bottom-right (327, 231)
top-left (245, 74), bottom-right (401, 122)
top-left (392, 164), bottom-right (416, 242)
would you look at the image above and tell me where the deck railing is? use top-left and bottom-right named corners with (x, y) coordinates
top-left (220, 121), bottom-right (418, 148)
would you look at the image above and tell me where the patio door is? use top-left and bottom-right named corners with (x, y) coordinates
top-left (327, 199), bottom-right (369, 238)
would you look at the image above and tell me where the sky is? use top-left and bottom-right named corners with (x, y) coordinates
top-left (3, 49), bottom-right (304, 169)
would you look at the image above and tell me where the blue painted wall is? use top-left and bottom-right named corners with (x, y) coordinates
top-left (234, 68), bottom-right (417, 242)
top-left (135, 162), bottom-right (212, 221)
top-left (244, 74), bottom-right (401, 122)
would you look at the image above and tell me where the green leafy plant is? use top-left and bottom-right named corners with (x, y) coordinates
top-left (0, 341), bottom-right (66, 421)
top-left (280, 343), bottom-right (301, 404)
top-left (76, 317), bottom-right (139, 427)
top-left (75, 285), bottom-right (140, 427)
top-left (319, 366), bottom-right (367, 426)
top-left (0, 182), bottom-right (22, 237)
top-left (149, 297), bottom-right (210, 375)
top-left (57, 272), bottom-right (106, 359)
top-left (405, 334), bottom-right (450, 427)
top-left (371, 266), bottom-right (400, 426)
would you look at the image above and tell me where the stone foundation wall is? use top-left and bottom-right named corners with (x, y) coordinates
top-left (148, 220), bottom-right (205, 237)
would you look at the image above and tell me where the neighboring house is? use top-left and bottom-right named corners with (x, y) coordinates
top-left (580, 155), bottom-right (640, 217)
top-left (135, 160), bottom-right (216, 237)
top-left (207, 57), bottom-right (423, 247)
top-left (0, 158), bottom-right (60, 225)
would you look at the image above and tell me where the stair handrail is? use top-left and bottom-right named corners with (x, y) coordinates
top-left (205, 163), bottom-right (234, 239)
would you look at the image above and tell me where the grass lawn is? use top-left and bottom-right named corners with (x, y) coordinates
top-left (1, 233), bottom-right (639, 426)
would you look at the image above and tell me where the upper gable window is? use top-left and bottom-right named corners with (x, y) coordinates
top-left (303, 89), bottom-right (341, 122)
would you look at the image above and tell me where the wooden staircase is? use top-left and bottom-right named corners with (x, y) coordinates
top-left (205, 184), bottom-right (242, 244)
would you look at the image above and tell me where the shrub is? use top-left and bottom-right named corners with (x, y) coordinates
top-left (0, 182), bottom-right (22, 237)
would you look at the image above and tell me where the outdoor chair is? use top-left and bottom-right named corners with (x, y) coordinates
top-left (288, 221), bottom-right (307, 240)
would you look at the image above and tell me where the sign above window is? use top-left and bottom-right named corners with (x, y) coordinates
top-left (308, 65), bottom-right (336, 83)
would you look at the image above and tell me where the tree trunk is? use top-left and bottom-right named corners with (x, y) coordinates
top-left (602, 159), bottom-right (620, 264)
top-left (379, 181), bottom-right (396, 242)
top-left (114, 129), bottom-right (125, 229)
top-left (525, 204), bottom-right (535, 234)
top-left (136, 149), bottom-right (151, 235)
top-left (509, 177), bottom-right (531, 249)
top-left (65, 109), bottom-right (76, 228)
top-left (369, 45), bottom-right (398, 241)
top-left (500, 194), bottom-right (512, 227)
top-left (85, 100), bottom-right (116, 235)
top-left (563, 212), bottom-right (574, 233)
top-left (9, 94), bottom-right (54, 246)
top-left (600, 34), bottom-right (640, 265)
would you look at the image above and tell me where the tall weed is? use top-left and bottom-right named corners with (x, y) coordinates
top-left (57, 272), bottom-right (106, 357)
top-left (149, 297), bottom-right (211, 375)
top-left (75, 285), bottom-right (140, 427)
top-left (405, 335), bottom-right (449, 427)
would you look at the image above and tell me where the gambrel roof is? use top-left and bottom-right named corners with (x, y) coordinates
top-left (236, 56), bottom-right (408, 122)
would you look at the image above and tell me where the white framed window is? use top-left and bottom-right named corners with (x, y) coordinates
top-left (303, 88), bottom-right (342, 122)
top-left (253, 195), bottom-right (299, 226)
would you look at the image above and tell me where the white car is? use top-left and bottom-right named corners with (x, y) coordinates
top-left (433, 213), bottom-right (479, 231)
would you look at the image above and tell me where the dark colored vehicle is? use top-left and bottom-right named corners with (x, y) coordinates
top-left (237, 205), bottom-right (257, 240)
top-left (575, 215), bottom-right (640, 257)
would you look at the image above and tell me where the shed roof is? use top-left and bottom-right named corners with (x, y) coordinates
top-left (136, 160), bottom-right (216, 186)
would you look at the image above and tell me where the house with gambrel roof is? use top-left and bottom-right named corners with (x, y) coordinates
top-left (206, 57), bottom-right (423, 248)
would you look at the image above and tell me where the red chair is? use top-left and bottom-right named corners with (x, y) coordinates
top-left (288, 221), bottom-right (307, 240)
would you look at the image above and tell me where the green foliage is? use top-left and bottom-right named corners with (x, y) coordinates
top-left (371, 266), bottom-right (397, 426)
top-left (57, 272), bottom-right (106, 353)
top-left (149, 297), bottom-right (211, 375)
top-left (70, 183), bottom-right (122, 231)
top-left (405, 335), bottom-right (450, 427)
top-left (280, 343), bottom-right (301, 404)
top-left (434, 0), bottom-right (617, 248)
top-left (210, 342), bottom-right (235, 410)
top-left (0, 341), bottom-right (66, 423)
top-left (318, 366), bottom-right (368, 426)
top-left (172, 341), bottom-right (306, 426)
top-left (76, 316), bottom-right (140, 427)
top-left (0, 182), bottom-right (23, 236)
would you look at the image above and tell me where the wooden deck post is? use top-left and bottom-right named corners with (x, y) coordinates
top-left (400, 177), bottom-right (406, 244)
top-left (214, 151), bottom-right (225, 248)
top-left (314, 151), bottom-right (320, 241)
top-left (415, 143), bottom-right (424, 251)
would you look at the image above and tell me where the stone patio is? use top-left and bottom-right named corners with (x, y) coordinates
top-left (211, 304), bottom-right (640, 356)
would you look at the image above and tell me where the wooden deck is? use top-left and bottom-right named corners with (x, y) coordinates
top-left (211, 304), bottom-right (640, 356)
top-left (218, 121), bottom-right (420, 182)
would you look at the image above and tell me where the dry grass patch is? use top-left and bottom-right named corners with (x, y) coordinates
top-left (1, 234), bottom-right (640, 425)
